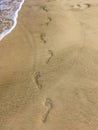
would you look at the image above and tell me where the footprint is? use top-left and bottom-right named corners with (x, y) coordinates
top-left (46, 50), bottom-right (53, 64)
top-left (42, 98), bottom-right (53, 123)
top-left (70, 3), bottom-right (91, 10)
top-left (41, 5), bottom-right (48, 12)
top-left (34, 72), bottom-right (42, 89)
top-left (46, 17), bottom-right (52, 26)
top-left (40, 33), bottom-right (47, 44)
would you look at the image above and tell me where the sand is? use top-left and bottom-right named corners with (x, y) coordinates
top-left (0, 0), bottom-right (98, 130)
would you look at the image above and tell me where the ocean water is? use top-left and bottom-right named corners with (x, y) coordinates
top-left (0, 0), bottom-right (24, 41)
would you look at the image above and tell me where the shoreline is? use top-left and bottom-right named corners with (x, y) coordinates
top-left (0, 0), bottom-right (25, 41)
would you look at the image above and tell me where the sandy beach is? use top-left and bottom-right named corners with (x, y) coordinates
top-left (0, 0), bottom-right (98, 130)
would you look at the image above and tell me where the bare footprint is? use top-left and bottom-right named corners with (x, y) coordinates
top-left (40, 33), bottom-right (47, 44)
top-left (41, 5), bottom-right (48, 12)
top-left (70, 3), bottom-right (91, 10)
top-left (34, 72), bottom-right (42, 89)
top-left (42, 98), bottom-right (53, 123)
top-left (46, 17), bottom-right (52, 26)
top-left (46, 50), bottom-right (53, 64)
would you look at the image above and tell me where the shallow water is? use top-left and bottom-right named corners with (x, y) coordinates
top-left (0, 0), bottom-right (24, 41)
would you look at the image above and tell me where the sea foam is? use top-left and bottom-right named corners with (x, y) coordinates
top-left (0, 0), bottom-right (24, 41)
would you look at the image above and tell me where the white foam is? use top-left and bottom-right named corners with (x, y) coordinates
top-left (0, 0), bottom-right (25, 41)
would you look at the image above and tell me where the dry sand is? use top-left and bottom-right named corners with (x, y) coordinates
top-left (0, 0), bottom-right (98, 130)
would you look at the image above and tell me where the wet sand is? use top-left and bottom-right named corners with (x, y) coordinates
top-left (0, 0), bottom-right (98, 130)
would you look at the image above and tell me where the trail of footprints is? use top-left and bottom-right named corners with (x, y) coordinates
top-left (34, 70), bottom-right (53, 122)
top-left (69, 3), bottom-right (98, 10)
top-left (40, 5), bottom-right (53, 63)
top-left (40, 17), bottom-right (52, 43)
top-left (33, 71), bottom-right (53, 122)
top-left (70, 3), bottom-right (90, 10)
top-left (34, 4), bottom-right (53, 90)
top-left (32, 3), bottom-right (54, 123)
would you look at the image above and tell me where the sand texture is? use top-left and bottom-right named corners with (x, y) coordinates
top-left (0, 0), bottom-right (98, 130)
